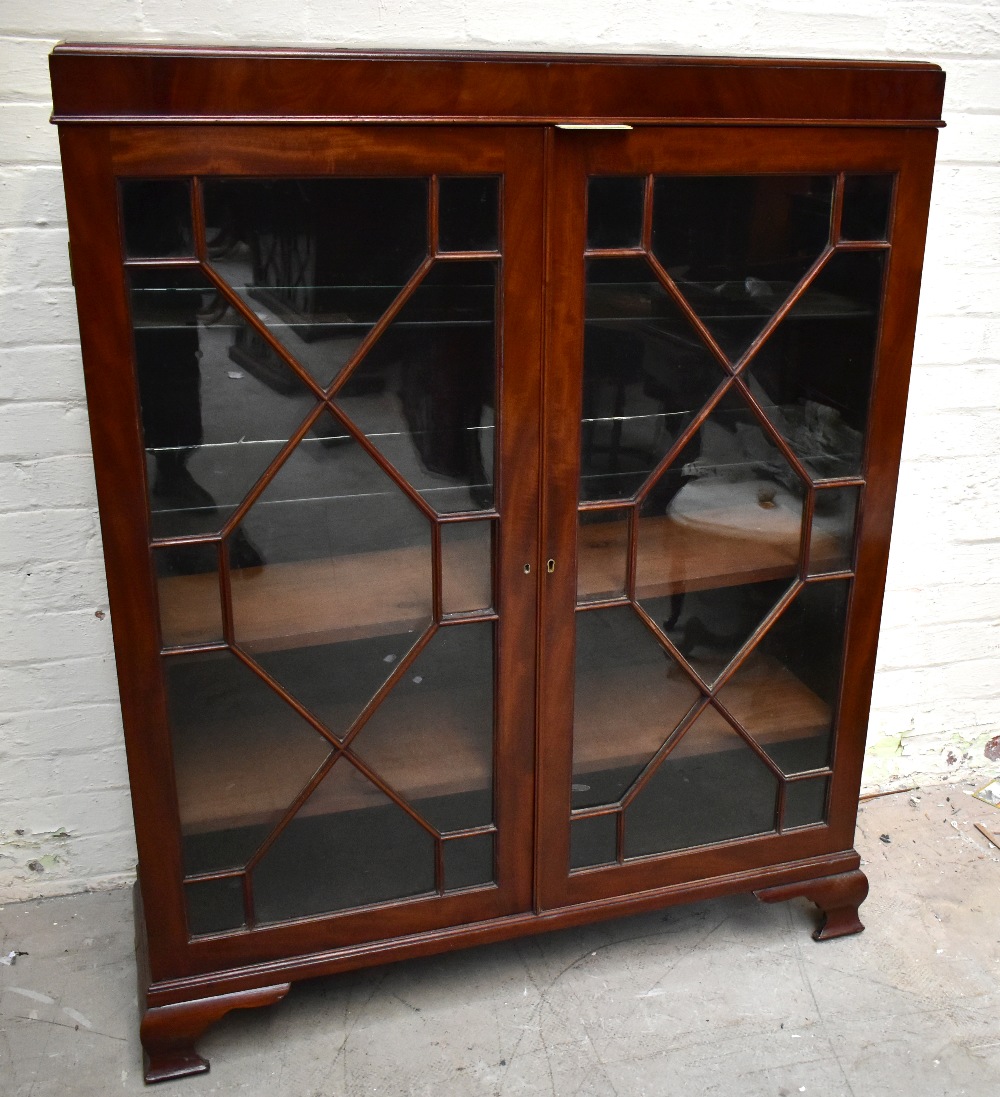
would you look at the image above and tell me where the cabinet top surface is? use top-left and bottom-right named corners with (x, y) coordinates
top-left (49, 44), bottom-right (945, 127)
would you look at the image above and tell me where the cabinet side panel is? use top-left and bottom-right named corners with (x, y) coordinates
top-left (827, 129), bottom-right (940, 847)
top-left (58, 126), bottom-right (190, 980)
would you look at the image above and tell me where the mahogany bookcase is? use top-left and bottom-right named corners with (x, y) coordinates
top-left (49, 45), bottom-right (943, 1083)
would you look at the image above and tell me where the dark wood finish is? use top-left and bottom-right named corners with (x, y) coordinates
top-left (51, 48), bottom-right (941, 1082)
top-left (50, 45), bottom-right (944, 127)
top-left (157, 848), bottom-right (863, 1006)
top-left (755, 867), bottom-right (869, 940)
top-left (140, 984), bottom-right (291, 1082)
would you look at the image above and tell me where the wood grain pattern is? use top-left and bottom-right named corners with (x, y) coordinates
top-left (50, 46), bottom-right (945, 127)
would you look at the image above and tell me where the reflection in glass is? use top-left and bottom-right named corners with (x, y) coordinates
top-left (165, 650), bottom-right (333, 876)
top-left (438, 177), bottom-right (499, 253)
top-left (570, 813), bottom-right (618, 871)
top-left (202, 178), bottom-right (429, 388)
top-left (651, 174), bottom-right (835, 360)
top-left (573, 606), bottom-right (701, 810)
top-left (185, 876), bottom-right (245, 936)
top-left (121, 179), bottom-right (194, 259)
top-left (642, 579), bottom-right (792, 686)
top-left (718, 579), bottom-right (850, 774)
top-left (253, 757), bottom-right (436, 922)
top-left (443, 833), bottom-right (495, 890)
top-left (577, 508), bottom-right (630, 603)
top-left (624, 705), bottom-right (778, 857)
top-left (230, 411), bottom-right (433, 737)
top-left (745, 250), bottom-right (885, 479)
top-left (581, 258), bottom-right (725, 502)
top-left (587, 177), bottom-right (645, 250)
top-left (635, 388), bottom-right (805, 619)
top-left (784, 776), bottom-right (829, 828)
top-left (841, 175), bottom-right (894, 241)
top-left (441, 520), bottom-right (493, 614)
top-left (335, 261), bottom-right (497, 513)
top-left (349, 622), bottom-right (495, 832)
top-left (155, 543), bottom-right (223, 649)
top-left (130, 266), bottom-right (317, 540)
top-left (810, 486), bottom-right (860, 574)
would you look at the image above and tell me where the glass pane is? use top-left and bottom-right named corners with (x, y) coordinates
top-left (570, 813), bottom-right (618, 871)
top-left (642, 579), bottom-right (793, 687)
top-left (230, 411), bottom-right (433, 739)
top-left (651, 174), bottom-right (835, 361)
top-left (350, 622), bottom-right (494, 832)
top-left (624, 705), bottom-right (778, 858)
top-left (810, 486), bottom-right (860, 574)
top-left (165, 650), bottom-right (333, 875)
top-left (635, 387), bottom-right (805, 675)
top-left (587, 177), bottom-right (645, 250)
top-left (573, 606), bottom-right (701, 810)
top-left (784, 776), bottom-right (829, 828)
top-left (335, 261), bottom-right (496, 513)
top-left (581, 257), bottom-right (725, 502)
top-left (438, 177), bottom-right (499, 252)
top-left (185, 876), bottom-right (245, 936)
top-left (154, 543), bottom-right (223, 649)
top-left (130, 266), bottom-right (318, 539)
top-left (253, 757), bottom-right (436, 922)
top-left (578, 508), bottom-right (630, 603)
top-left (744, 250), bottom-right (886, 480)
top-left (717, 579), bottom-right (851, 774)
top-left (841, 175), bottom-right (894, 242)
top-left (441, 520), bottom-right (493, 614)
top-left (443, 833), bottom-right (495, 890)
top-left (202, 178), bottom-right (429, 389)
top-left (121, 179), bottom-right (193, 259)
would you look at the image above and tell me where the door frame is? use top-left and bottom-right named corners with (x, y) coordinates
top-left (62, 123), bottom-right (546, 978)
top-left (535, 124), bottom-right (938, 909)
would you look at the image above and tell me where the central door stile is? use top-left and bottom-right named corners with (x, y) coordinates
top-left (536, 128), bottom-right (594, 911)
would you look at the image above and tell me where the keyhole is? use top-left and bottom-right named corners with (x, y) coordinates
top-left (546, 558), bottom-right (555, 574)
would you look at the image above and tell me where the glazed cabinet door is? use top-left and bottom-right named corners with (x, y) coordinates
top-left (536, 125), bottom-right (936, 907)
top-left (64, 126), bottom-right (543, 972)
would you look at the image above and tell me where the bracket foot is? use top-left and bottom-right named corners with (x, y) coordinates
top-left (755, 868), bottom-right (869, 941)
top-left (141, 983), bottom-right (291, 1083)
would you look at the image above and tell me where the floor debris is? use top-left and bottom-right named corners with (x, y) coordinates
top-left (860, 786), bottom-right (918, 802)
top-left (973, 822), bottom-right (1000, 851)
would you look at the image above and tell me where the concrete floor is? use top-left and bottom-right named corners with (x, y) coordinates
top-left (2, 782), bottom-right (999, 1097)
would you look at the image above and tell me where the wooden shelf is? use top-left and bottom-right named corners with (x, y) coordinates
top-left (159, 544), bottom-right (491, 651)
top-left (174, 679), bottom-right (493, 835)
top-left (173, 651), bottom-right (826, 836)
top-left (579, 486), bottom-right (841, 602)
top-left (160, 490), bottom-right (841, 651)
top-left (572, 652), bottom-right (828, 778)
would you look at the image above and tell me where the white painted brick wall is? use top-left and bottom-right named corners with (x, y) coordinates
top-left (1, 1), bottom-right (998, 902)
